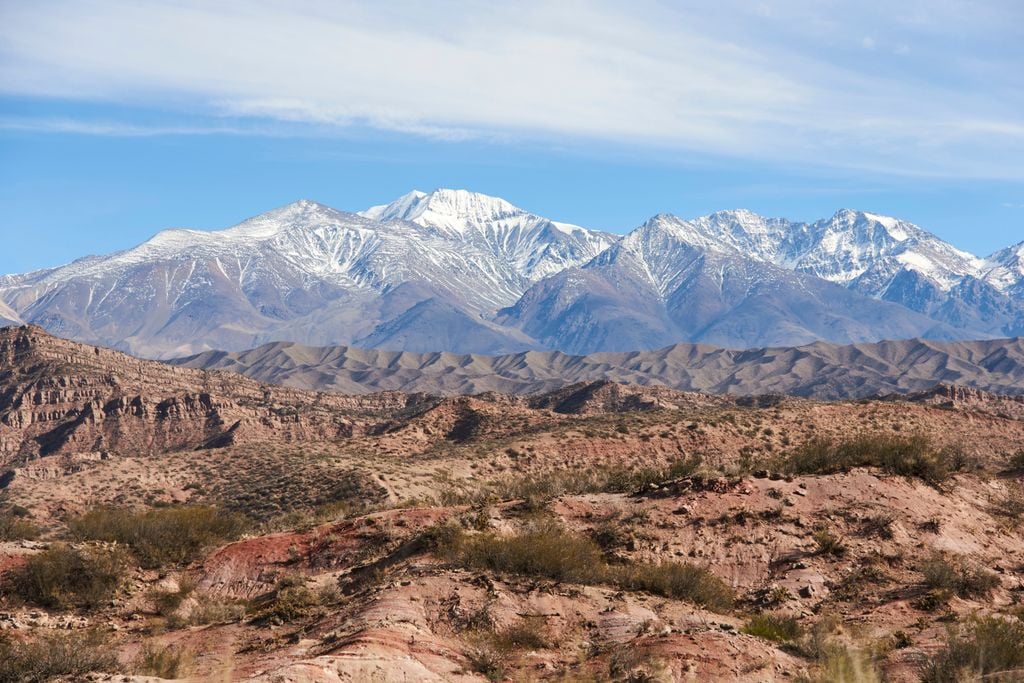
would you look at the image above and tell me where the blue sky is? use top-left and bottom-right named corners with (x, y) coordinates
top-left (1, 0), bottom-right (1022, 274)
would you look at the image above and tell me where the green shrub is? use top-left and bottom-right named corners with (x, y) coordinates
top-left (250, 575), bottom-right (337, 625)
top-left (612, 561), bottom-right (733, 612)
top-left (921, 555), bottom-right (999, 598)
top-left (6, 543), bottom-right (129, 609)
top-left (186, 597), bottom-right (247, 626)
top-left (69, 505), bottom-right (247, 568)
top-left (441, 522), bottom-right (604, 584)
top-left (781, 435), bottom-right (956, 484)
top-left (921, 617), bottom-right (1024, 683)
top-left (465, 641), bottom-right (507, 682)
top-left (743, 613), bottom-right (803, 642)
top-left (812, 528), bottom-right (847, 557)
top-left (0, 629), bottom-right (119, 682)
top-left (435, 522), bottom-right (732, 612)
top-left (134, 642), bottom-right (192, 679)
top-left (443, 456), bottom-right (705, 510)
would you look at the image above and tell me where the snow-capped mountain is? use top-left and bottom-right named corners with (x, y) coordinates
top-left (497, 213), bottom-right (961, 352)
top-left (985, 242), bottom-right (1024, 298)
top-left (360, 188), bottom-right (614, 280)
top-left (0, 197), bottom-right (557, 357)
top-left (0, 190), bottom-right (1020, 358)
top-left (597, 208), bottom-right (1022, 339)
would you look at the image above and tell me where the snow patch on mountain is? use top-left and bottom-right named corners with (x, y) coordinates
top-left (360, 188), bottom-right (614, 280)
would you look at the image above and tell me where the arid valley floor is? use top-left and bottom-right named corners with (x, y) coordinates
top-left (2, 325), bottom-right (1024, 681)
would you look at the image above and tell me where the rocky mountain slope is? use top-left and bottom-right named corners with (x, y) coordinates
top-left (174, 335), bottom-right (1024, 399)
top-left (0, 190), bottom-right (1021, 357)
top-left (0, 325), bottom-right (433, 464)
top-left (496, 213), bottom-right (964, 351)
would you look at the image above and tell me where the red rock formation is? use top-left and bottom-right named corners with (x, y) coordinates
top-left (0, 326), bottom-right (433, 463)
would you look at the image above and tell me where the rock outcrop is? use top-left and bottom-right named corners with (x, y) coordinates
top-left (0, 326), bottom-right (433, 463)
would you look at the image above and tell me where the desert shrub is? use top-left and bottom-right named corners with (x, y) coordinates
top-left (612, 561), bottom-right (733, 611)
top-left (921, 616), bottom-right (1024, 683)
top-left (743, 613), bottom-right (803, 642)
top-left (250, 575), bottom-right (337, 625)
top-left (463, 615), bottom-right (551, 679)
top-left (891, 630), bottom-right (912, 649)
top-left (0, 510), bottom-right (40, 541)
top-left (590, 520), bottom-right (634, 550)
top-left (69, 505), bottom-right (247, 568)
top-left (148, 576), bottom-right (195, 618)
top-left (991, 483), bottom-right (1024, 522)
top-left (0, 629), bottom-right (119, 682)
top-left (6, 543), bottom-right (129, 609)
top-left (186, 597), bottom-right (247, 626)
top-left (134, 642), bottom-right (192, 679)
top-left (781, 435), bottom-right (956, 484)
top-left (810, 644), bottom-right (882, 683)
top-left (441, 521), bottom-right (604, 584)
top-left (607, 647), bottom-right (672, 681)
top-left (812, 528), bottom-right (847, 557)
top-left (1009, 449), bottom-right (1024, 471)
top-left (445, 456), bottom-right (705, 510)
top-left (913, 589), bottom-right (952, 612)
top-left (465, 641), bottom-right (507, 682)
top-left (494, 617), bottom-right (550, 651)
top-left (920, 555), bottom-right (999, 598)
top-left (859, 513), bottom-right (894, 539)
top-left (434, 522), bottom-right (732, 612)
top-left (832, 564), bottom-right (891, 601)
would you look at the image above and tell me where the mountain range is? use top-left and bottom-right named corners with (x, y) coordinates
top-left (1, 189), bottom-right (1021, 358)
top-left (172, 335), bottom-right (1024, 399)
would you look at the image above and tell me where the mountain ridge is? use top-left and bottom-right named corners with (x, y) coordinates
top-left (0, 189), bottom-right (1021, 358)
top-left (171, 332), bottom-right (1024, 400)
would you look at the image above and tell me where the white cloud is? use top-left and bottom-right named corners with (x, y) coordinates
top-left (0, 118), bottom-right (261, 136)
top-left (862, 36), bottom-right (876, 49)
top-left (0, 0), bottom-right (1021, 178)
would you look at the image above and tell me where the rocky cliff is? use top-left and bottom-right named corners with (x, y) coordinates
top-left (0, 326), bottom-right (433, 463)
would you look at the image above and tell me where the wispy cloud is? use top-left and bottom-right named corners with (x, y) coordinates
top-left (1, 1), bottom-right (1021, 178)
top-left (0, 117), bottom-right (260, 137)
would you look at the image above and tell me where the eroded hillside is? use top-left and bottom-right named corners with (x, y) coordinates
top-left (1, 328), bottom-right (1024, 681)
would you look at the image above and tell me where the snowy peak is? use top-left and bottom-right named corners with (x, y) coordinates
top-left (984, 241), bottom-right (1024, 293)
top-left (360, 188), bottom-right (523, 234)
top-left (360, 188), bottom-right (614, 280)
top-left (223, 199), bottom-right (357, 239)
top-left (359, 190), bottom-right (426, 222)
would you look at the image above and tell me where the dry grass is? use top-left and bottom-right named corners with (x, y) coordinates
top-left (743, 613), bottom-right (803, 642)
top-left (0, 629), bottom-right (120, 682)
top-left (69, 505), bottom-right (247, 568)
top-left (5, 543), bottom-right (129, 610)
top-left (920, 617), bottom-right (1024, 683)
top-left (433, 521), bottom-right (733, 612)
top-left (250, 574), bottom-right (339, 625)
top-left (781, 434), bottom-right (962, 485)
top-left (920, 555), bottom-right (1000, 599)
top-left (133, 641), bottom-right (193, 679)
top-left (0, 509), bottom-right (40, 541)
